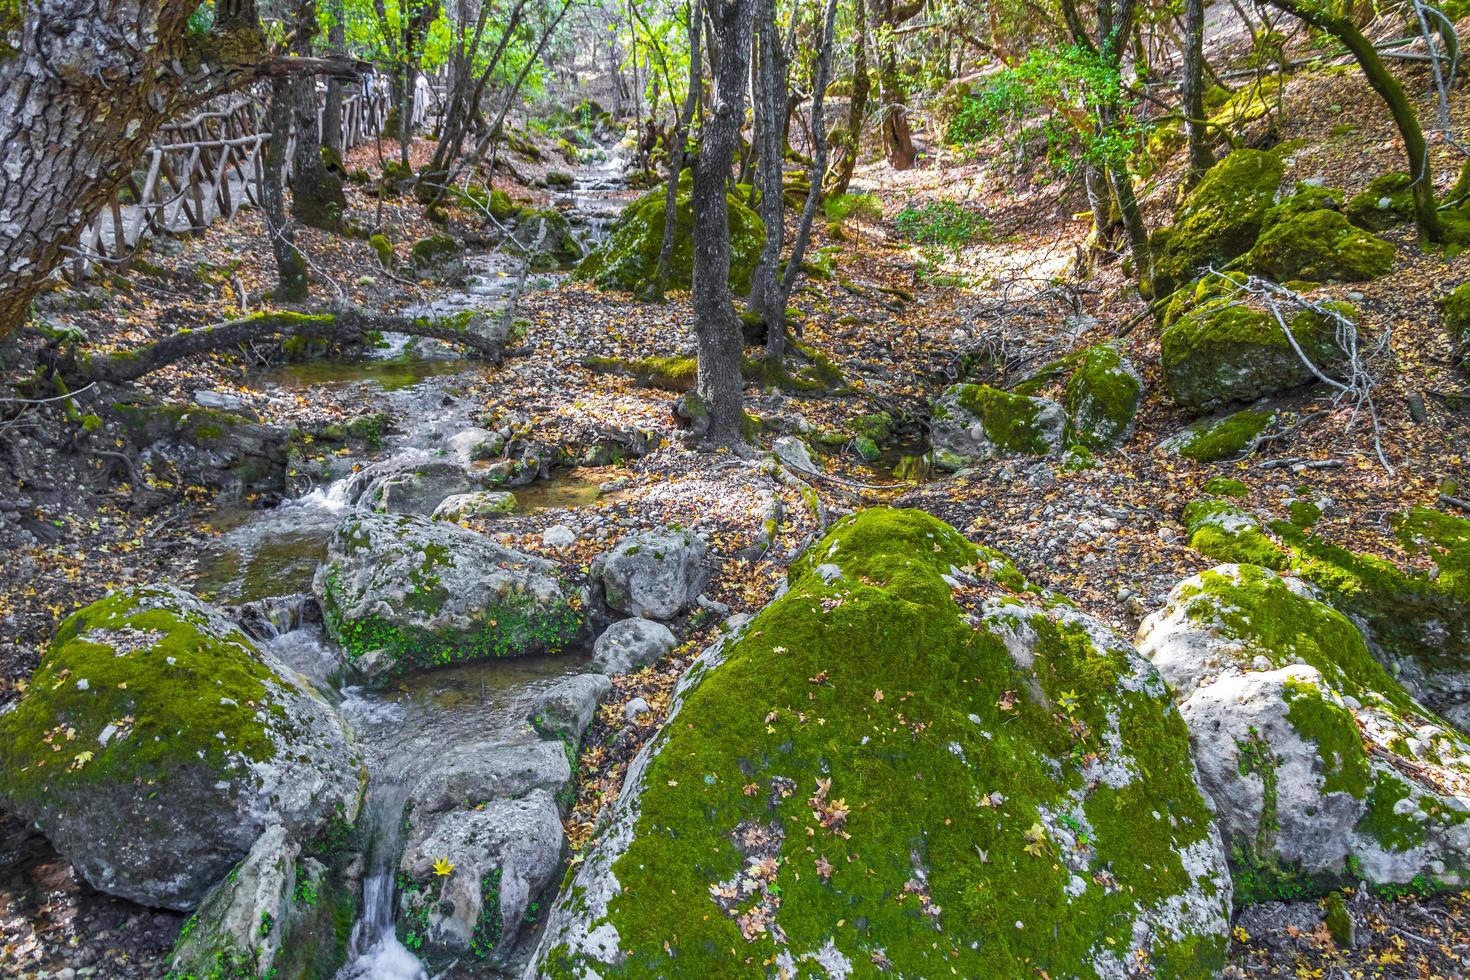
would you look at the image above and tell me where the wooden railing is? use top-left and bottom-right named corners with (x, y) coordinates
top-left (72, 86), bottom-right (435, 278)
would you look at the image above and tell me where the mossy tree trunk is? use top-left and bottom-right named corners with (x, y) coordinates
top-left (1266, 0), bottom-right (1442, 243)
top-left (825, 0), bottom-right (870, 196)
top-left (289, 0), bottom-right (348, 231)
top-left (749, 0), bottom-right (790, 356)
top-left (322, 1), bottom-right (347, 162)
top-left (876, 0), bottom-right (924, 170)
top-left (692, 0), bottom-right (756, 445)
top-left (0, 0), bottom-right (357, 339)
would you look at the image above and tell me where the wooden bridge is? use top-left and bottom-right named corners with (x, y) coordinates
top-left (71, 87), bottom-right (434, 278)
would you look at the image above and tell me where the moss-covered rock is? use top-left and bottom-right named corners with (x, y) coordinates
top-left (1139, 564), bottom-right (1470, 901)
top-left (1260, 185), bottom-right (1344, 235)
top-left (1345, 173), bottom-right (1415, 232)
top-left (369, 233), bottom-right (394, 269)
top-left (1153, 149), bottom-right (1284, 296)
top-left (0, 586), bottom-right (359, 909)
top-left (1203, 476), bottom-right (1249, 497)
top-left (1247, 209), bottom-right (1395, 283)
top-left (574, 173), bottom-right (765, 294)
top-left (520, 206), bottom-right (583, 270)
top-left (1182, 500), bottom-right (1289, 570)
top-left (930, 383), bottom-right (1067, 467)
top-left (1063, 343), bottom-right (1143, 451)
top-left (1161, 296), bottom-right (1348, 411)
top-left (314, 512), bottom-right (581, 684)
top-left (531, 508), bottom-right (1231, 978)
top-left (408, 234), bottom-right (466, 281)
top-left (1438, 280), bottom-right (1470, 365)
top-left (583, 354), bottom-right (698, 391)
top-left (1179, 504), bottom-right (1470, 731)
top-left (1159, 407), bottom-right (1276, 462)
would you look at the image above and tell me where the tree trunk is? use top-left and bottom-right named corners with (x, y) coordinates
top-left (826, 0), bottom-right (870, 196)
top-left (876, 0), bottom-right (923, 170)
top-left (1266, 0), bottom-right (1442, 243)
top-left (323, 0), bottom-right (347, 162)
top-left (692, 0), bottom-right (756, 446)
top-left (1182, 0), bottom-right (1214, 180)
top-left (780, 0), bottom-right (840, 308)
top-left (266, 77), bottom-right (309, 301)
top-left (750, 0), bottom-right (790, 354)
top-left (654, 0), bottom-right (705, 300)
top-left (290, 1), bottom-right (347, 231)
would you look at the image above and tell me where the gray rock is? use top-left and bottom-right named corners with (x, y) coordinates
top-left (529, 674), bottom-right (613, 743)
top-left (399, 789), bottom-right (565, 964)
top-left (314, 512), bottom-right (580, 684)
top-left (431, 490), bottom-right (518, 521)
top-left (0, 586), bottom-right (359, 910)
top-left (409, 740), bottom-right (573, 817)
top-left (542, 524), bottom-right (577, 548)
top-left (194, 389), bottom-right (247, 411)
top-left (622, 697), bottom-right (651, 723)
top-left (446, 426), bottom-right (505, 461)
top-left (590, 526), bottom-right (708, 620)
top-left (591, 618), bottom-right (676, 675)
top-left (929, 384), bottom-right (1066, 469)
top-left (1139, 564), bottom-right (1470, 890)
top-left (772, 435), bottom-right (816, 473)
top-left (341, 449), bottom-right (508, 516)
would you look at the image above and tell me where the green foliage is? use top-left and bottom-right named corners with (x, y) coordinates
top-left (822, 192), bottom-right (882, 228)
top-left (894, 200), bottom-right (990, 256)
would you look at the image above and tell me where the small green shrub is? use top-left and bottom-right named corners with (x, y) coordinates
top-left (894, 201), bottom-right (990, 256)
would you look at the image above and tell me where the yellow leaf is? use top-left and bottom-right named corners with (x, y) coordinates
top-left (433, 857), bottom-right (455, 876)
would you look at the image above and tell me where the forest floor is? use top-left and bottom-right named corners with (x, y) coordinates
top-left (4, 30), bottom-right (1470, 980)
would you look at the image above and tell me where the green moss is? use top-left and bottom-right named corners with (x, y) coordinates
top-left (574, 172), bottom-right (765, 295)
top-left (0, 587), bottom-right (281, 809)
top-left (847, 411), bottom-right (895, 445)
top-left (1063, 344), bottom-right (1142, 451)
top-left (559, 509), bottom-right (1225, 978)
top-left (1355, 773), bottom-right (1425, 851)
top-left (369, 234), bottom-right (394, 269)
top-left (1345, 173), bottom-right (1414, 232)
top-left (1183, 501), bottom-right (1289, 569)
top-left (1060, 445), bottom-right (1097, 471)
top-left (1209, 75), bottom-right (1283, 131)
top-left (1260, 185), bottom-right (1345, 234)
top-left (953, 384), bottom-right (1055, 454)
top-left (1163, 408), bottom-right (1275, 462)
top-left (1160, 298), bottom-right (1349, 411)
top-left (1281, 677), bottom-right (1371, 798)
top-left (1437, 280), bottom-right (1470, 352)
top-left (523, 207), bottom-right (583, 270)
top-left (1153, 148), bottom-right (1285, 296)
top-left (1323, 892), bottom-right (1353, 946)
top-left (1287, 499), bottom-right (1323, 528)
top-left (1203, 476), bottom-right (1249, 497)
top-left (408, 235), bottom-right (462, 273)
top-left (583, 355), bottom-right (697, 391)
top-left (1248, 209), bottom-right (1395, 283)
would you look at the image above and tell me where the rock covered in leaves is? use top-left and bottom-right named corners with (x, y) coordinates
top-left (589, 525), bottom-right (708, 621)
top-left (1152, 148), bottom-right (1284, 297)
top-left (573, 174), bottom-right (765, 294)
top-left (530, 509), bottom-right (1232, 979)
top-left (1138, 564), bottom-right (1470, 899)
top-left (1063, 343), bottom-right (1143, 451)
top-left (929, 383), bottom-right (1067, 468)
top-left (313, 512), bottom-right (580, 683)
top-left (0, 585), bottom-right (359, 909)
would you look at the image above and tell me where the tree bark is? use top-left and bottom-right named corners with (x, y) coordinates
top-left (0, 2), bottom-right (358, 338)
top-left (1266, 0), bottom-right (1442, 243)
top-left (779, 0), bottom-right (839, 307)
top-left (826, 0), bottom-right (870, 196)
top-left (876, 0), bottom-right (923, 170)
top-left (692, 0), bottom-right (756, 446)
top-left (266, 77), bottom-right (310, 301)
top-left (322, 0), bottom-right (347, 161)
top-left (749, 0), bottom-right (790, 354)
top-left (1182, 0), bottom-right (1215, 180)
top-left (290, 0), bottom-right (348, 231)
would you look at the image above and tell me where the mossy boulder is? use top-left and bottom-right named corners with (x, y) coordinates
top-left (1180, 504), bottom-right (1470, 731)
top-left (531, 508), bottom-right (1231, 978)
top-left (1139, 564), bottom-right (1470, 900)
top-left (1161, 297), bottom-right (1349, 411)
top-left (407, 234), bottom-right (466, 281)
top-left (1260, 185), bottom-right (1344, 235)
top-left (520, 206), bottom-right (583, 270)
top-left (1159, 407), bottom-right (1275, 462)
top-left (1153, 149), bottom-right (1284, 296)
top-left (369, 233), bottom-right (394, 269)
top-left (930, 383), bottom-right (1067, 468)
top-left (167, 824), bottom-right (355, 980)
top-left (1063, 343), bottom-right (1143, 451)
top-left (1247, 209), bottom-right (1395, 283)
top-left (1438, 280), bottom-right (1470, 365)
top-left (574, 174), bottom-right (765, 294)
top-left (1182, 500), bottom-right (1289, 569)
top-left (113, 400), bottom-right (288, 498)
top-left (314, 512), bottom-right (581, 684)
top-left (1345, 173), bottom-right (1414, 232)
top-left (0, 586), bottom-right (360, 909)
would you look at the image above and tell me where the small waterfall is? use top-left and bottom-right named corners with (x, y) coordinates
top-left (336, 777), bottom-right (427, 980)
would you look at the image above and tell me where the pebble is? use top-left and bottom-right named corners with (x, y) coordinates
top-left (623, 697), bottom-right (651, 722)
